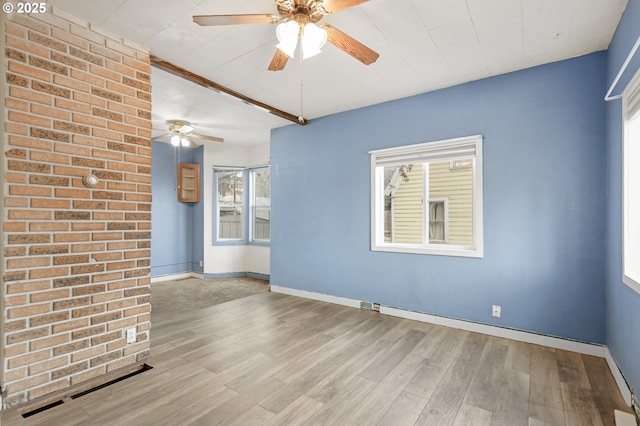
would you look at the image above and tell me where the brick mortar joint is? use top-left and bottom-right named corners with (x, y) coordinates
top-left (23, 8), bottom-right (151, 56)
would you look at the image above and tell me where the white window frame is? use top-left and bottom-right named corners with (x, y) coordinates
top-left (214, 167), bottom-right (245, 242)
top-left (622, 66), bottom-right (640, 294)
top-left (370, 135), bottom-right (483, 258)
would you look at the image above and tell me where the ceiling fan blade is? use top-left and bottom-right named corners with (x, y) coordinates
top-left (191, 133), bottom-right (224, 143)
top-left (322, 24), bottom-right (379, 65)
top-left (268, 49), bottom-right (289, 71)
top-left (151, 132), bottom-right (172, 141)
top-left (320, 0), bottom-right (369, 13)
top-left (193, 14), bottom-right (279, 26)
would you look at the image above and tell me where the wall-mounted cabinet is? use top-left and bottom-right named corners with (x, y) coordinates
top-left (178, 163), bottom-right (200, 203)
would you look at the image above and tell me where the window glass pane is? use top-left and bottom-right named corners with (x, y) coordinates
top-left (625, 112), bottom-right (640, 284)
top-left (429, 161), bottom-right (473, 246)
top-left (217, 170), bottom-right (243, 239)
top-left (252, 168), bottom-right (270, 241)
top-left (383, 164), bottom-right (423, 244)
top-left (429, 201), bottom-right (445, 243)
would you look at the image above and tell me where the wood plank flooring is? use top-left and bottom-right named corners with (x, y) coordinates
top-left (0, 290), bottom-right (635, 425)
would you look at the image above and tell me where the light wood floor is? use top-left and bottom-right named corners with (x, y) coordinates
top-left (1, 290), bottom-right (634, 425)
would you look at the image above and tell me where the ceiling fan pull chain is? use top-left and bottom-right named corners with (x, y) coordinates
top-left (298, 40), bottom-right (305, 123)
top-left (173, 145), bottom-right (178, 191)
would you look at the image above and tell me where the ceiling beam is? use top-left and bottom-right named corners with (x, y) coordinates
top-left (150, 55), bottom-right (307, 126)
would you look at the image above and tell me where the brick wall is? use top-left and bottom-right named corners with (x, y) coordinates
top-left (2, 8), bottom-right (151, 407)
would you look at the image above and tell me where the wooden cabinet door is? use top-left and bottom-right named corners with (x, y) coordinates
top-left (178, 163), bottom-right (200, 202)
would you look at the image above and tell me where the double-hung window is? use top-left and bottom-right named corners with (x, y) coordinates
top-left (215, 168), bottom-right (244, 240)
top-left (623, 67), bottom-right (640, 293)
top-left (250, 167), bottom-right (271, 242)
top-left (370, 135), bottom-right (483, 257)
top-left (214, 166), bottom-right (271, 244)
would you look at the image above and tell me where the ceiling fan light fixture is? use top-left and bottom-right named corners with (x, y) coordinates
top-left (171, 134), bottom-right (181, 146)
top-left (276, 20), bottom-right (300, 58)
top-left (179, 124), bottom-right (194, 133)
top-left (301, 23), bottom-right (327, 59)
top-left (180, 137), bottom-right (190, 147)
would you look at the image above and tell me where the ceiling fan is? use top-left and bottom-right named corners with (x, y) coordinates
top-left (153, 120), bottom-right (224, 148)
top-left (193, 0), bottom-right (379, 71)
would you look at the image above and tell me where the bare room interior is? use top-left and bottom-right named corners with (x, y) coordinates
top-left (1, 0), bottom-right (640, 424)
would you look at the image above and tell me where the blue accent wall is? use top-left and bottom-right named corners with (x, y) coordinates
top-left (151, 142), bottom-right (199, 276)
top-left (606, 0), bottom-right (640, 396)
top-left (271, 52), bottom-right (607, 344)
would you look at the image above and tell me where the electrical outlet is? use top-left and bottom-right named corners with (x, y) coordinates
top-left (126, 328), bottom-right (136, 344)
top-left (492, 305), bottom-right (501, 318)
top-left (199, 260), bottom-right (203, 267)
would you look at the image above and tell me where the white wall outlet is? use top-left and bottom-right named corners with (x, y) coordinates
top-left (126, 328), bottom-right (136, 344)
top-left (492, 305), bottom-right (501, 318)
top-left (199, 260), bottom-right (203, 267)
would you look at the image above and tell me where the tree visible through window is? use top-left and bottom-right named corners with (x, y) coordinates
top-left (371, 135), bottom-right (483, 257)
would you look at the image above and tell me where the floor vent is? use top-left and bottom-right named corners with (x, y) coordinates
top-left (20, 363), bottom-right (153, 418)
top-left (360, 301), bottom-right (380, 312)
top-left (21, 400), bottom-right (65, 418)
top-left (70, 363), bottom-right (153, 400)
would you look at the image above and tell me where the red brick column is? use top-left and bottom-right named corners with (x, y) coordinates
top-left (2, 8), bottom-right (151, 407)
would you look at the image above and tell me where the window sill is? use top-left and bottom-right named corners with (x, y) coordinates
top-left (214, 239), bottom-right (246, 246)
top-left (371, 243), bottom-right (483, 258)
top-left (623, 275), bottom-right (640, 296)
top-left (213, 240), bottom-right (271, 247)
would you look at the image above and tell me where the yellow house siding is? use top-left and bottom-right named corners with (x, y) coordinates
top-left (392, 164), bottom-right (423, 244)
top-left (390, 162), bottom-right (473, 246)
top-left (429, 162), bottom-right (473, 245)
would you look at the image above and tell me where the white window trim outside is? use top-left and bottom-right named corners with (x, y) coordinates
top-left (370, 135), bottom-right (483, 258)
top-left (427, 197), bottom-right (449, 244)
top-left (622, 66), bottom-right (640, 294)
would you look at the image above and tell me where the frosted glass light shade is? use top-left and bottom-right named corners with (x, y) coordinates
top-left (276, 21), bottom-right (299, 58)
top-left (301, 23), bottom-right (327, 59)
top-left (171, 134), bottom-right (180, 146)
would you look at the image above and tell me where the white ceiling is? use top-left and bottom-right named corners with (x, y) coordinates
top-left (48, 0), bottom-right (628, 145)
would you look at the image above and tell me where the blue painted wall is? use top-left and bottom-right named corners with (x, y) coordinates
top-left (151, 142), bottom-right (199, 276)
top-left (271, 52), bottom-right (608, 344)
top-left (191, 146), bottom-right (204, 273)
top-left (606, 0), bottom-right (640, 397)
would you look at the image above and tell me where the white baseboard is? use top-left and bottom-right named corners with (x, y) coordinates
top-left (269, 285), bottom-right (632, 405)
top-left (605, 347), bottom-right (633, 406)
top-left (381, 306), bottom-right (605, 357)
top-left (270, 285), bottom-right (361, 308)
top-left (150, 272), bottom-right (203, 283)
